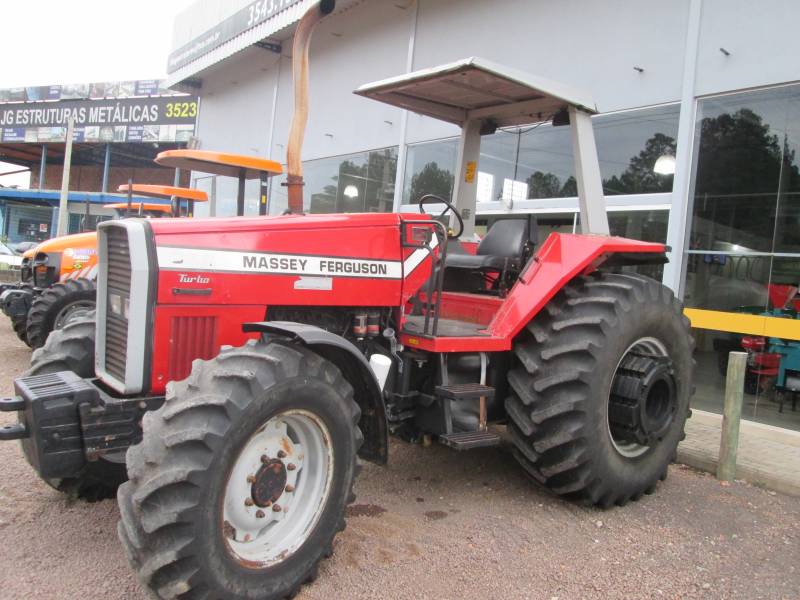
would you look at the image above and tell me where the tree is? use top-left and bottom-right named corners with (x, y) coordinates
top-left (603, 132), bottom-right (676, 195)
top-left (691, 108), bottom-right (800, 250)
top-left (409, 162), bottom-right (454, 203)
top-left (527, 171), bottom-right (563, 199)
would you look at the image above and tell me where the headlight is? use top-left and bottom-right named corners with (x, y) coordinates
top-left (109, 293), bottom-right (122, 316)
top-left (109, 293), bottom-right (130, 319)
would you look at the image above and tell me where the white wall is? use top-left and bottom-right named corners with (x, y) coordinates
top-left (181, 0), bottom-right (800, 216)
top-left (695, 0), bottom-right (800, 97)
top-left (407, 0), bottom-right (691, 142)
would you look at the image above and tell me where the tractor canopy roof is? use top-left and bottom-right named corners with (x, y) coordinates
top-left (103, 202), bottom-right (173, 213)
top-left (354, 56), bottom-right (598, 127)
top-left (155, 149), bottom-right (283, 180)
top-left (116, 184), bottom-right (208, 202)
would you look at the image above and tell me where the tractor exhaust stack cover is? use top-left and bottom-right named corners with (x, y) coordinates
top-left (285, 0), bottom-right (336, 213)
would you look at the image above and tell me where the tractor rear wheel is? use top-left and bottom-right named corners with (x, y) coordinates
top-left (26, 278), bottom-right (96, 349)
top-left (506, 271), bottom-right (694, 507)
top-left (118, 339), bottom-right (362, 600)
top-left (25, 309), bottom-right (128, 501)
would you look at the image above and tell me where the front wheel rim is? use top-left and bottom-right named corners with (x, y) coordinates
top-left (54, 300), bottom-right (95, 329)
top-left (222, 409), bottom-right (334, 567)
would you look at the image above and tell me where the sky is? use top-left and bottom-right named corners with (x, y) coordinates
top-left (0, 0), bottom-right (196, 188)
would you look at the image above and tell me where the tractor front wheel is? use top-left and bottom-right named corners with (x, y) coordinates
top-left (118, 339), bottom-right (362, 599)
top-left (506, 271), bottom-right (694, 507)
top-left (10, 310), bottom-right (30, 346)
top-left (26, 278), bottom-right (96, 349)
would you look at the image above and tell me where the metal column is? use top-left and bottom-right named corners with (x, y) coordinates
top-left (452, 119), bottom-right (482, 239)
top-left (56, 117), bottom-right (75, 236)
top-left (101, 143), bottom-right (111, 193)
top-left (237, 170), bottom-right (246, 216)
top-left (38, 145), bottom-right (47, 191)
top-left (569, 107), bottom-right (610, 235)
top-left (663, 0), bottom-right (703, 294)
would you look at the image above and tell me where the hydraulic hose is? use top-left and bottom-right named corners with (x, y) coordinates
top-left (285, 0), bottom-right (336, 213)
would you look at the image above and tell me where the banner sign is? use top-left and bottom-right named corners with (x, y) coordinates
top-left (0, 80), bottom-right (182, 104)
top-left (0, 96), bottom-right (198, 144)
top-left (167, 0), bottom-right (302, 73)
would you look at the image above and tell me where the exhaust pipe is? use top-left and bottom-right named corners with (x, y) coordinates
top-left (285, 0), bottom-right (336, 213)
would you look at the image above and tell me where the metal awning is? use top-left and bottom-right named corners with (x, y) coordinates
top-left (354, 57), bottom-right (598, 127)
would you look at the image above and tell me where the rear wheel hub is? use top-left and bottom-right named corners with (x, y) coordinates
top-left (609, 342), bottom-right (677, 455)
top-left (252, 459), bottom-right (287, 508)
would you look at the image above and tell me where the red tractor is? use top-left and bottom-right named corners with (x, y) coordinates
top-left (1, 3), bottom-right (693, 598)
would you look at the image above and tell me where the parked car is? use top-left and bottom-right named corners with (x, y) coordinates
top-left (0, 241), bottom-right (23, 268)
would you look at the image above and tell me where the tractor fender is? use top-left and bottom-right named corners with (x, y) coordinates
top-left (488, 233), bottom-right (669, 342)
top-left (242, 320), bottom-right (389, 465)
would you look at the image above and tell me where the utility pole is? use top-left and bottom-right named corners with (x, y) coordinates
top-left (57, 116), bottom-right (75, 236)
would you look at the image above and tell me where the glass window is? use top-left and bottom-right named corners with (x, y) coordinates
top-left (403, 138), bottom-right (458, 204)
top-left (595, 104), bottom-right (680, 195)
top-left (270, 147), bottom-right (398, 214)
top-left (691, 325), bottom-right (800, 432)
top-left (403, 104), bottom-right (679, 205)
top-left (608, 209), bottom-right (668, 243)
top-left (608, 209), bottom-right (668, 280)
top-left (684, 253), bottom-right (771, 312)
top-left (515, 123), bottom-right (576, 199)
top-left (689, 84), bottom-right (800, 254)
top-left (684, 86), bottom-right (800, 429)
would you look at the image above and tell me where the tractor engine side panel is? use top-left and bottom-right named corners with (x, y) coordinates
top-left (149, 304), bottom-right (263, 392)
top-left (153, 224), bottom-right (404, 307)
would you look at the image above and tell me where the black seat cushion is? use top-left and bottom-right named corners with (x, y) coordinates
top-left (445, 219), bottom-right (530, 272)
top-left (444, 253), bottom-right (514, 271)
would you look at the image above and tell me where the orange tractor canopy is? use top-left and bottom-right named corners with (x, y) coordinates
top-left (155, 149), bottom-right (282, 216)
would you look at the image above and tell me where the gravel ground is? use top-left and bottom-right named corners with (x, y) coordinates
top-left (0, 316), bottom-right (798, 599)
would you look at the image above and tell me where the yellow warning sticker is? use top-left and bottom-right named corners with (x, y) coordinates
top-left (465, 161), bottom-right (477, 183)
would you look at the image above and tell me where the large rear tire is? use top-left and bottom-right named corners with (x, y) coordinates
top-left (506, 271), bottom-right (694, 507)
top-left (24, 309), bottom-right (127, 501)
top-left (118, 339), bottom-right (362, 600)
top-left (26, 278), bottom-right (96, 349)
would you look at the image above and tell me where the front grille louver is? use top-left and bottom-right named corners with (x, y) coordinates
top-left (104, 227), bottom-right (131, 383)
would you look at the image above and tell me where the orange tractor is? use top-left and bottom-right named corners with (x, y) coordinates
top-left (1, 185), bottom-right (207, 348)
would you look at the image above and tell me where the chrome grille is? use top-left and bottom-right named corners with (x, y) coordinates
top-left (104, 227), bottom-right (131, 382)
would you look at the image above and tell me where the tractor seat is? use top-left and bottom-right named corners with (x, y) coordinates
top-left (445, 218), bottom-right (532, 272)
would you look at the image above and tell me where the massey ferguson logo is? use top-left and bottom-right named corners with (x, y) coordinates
top-left (178, 273), bottom-right (210, 284)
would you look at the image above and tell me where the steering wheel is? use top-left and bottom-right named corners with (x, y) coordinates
top-left (417, 194), bottom-right (464, 239)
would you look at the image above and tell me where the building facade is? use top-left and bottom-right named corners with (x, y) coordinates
top-left (168, 0), bottom-right (800, 432)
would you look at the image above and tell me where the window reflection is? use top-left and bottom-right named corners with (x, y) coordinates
top-left (684, 253), bottom-right (772, 313)
top-left (270, 147), bottom-right (398, 214)
top-left (402, 104), bottom-right (679, 204)
top-left (689, 85), bottom-right (800, 253)
top-left (595, 104), bottom-right (679, 195)
top-left (403, 139), bottom-right (458, 204)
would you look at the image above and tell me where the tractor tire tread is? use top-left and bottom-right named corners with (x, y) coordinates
top-left (118, 340), bottom-right (362, 600)
top-left (26, 277), bottom-right (96, 349)
top-left (506, 271), bottom-right (694, 507)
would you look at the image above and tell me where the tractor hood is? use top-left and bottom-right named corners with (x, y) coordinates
top-left (34, 231), bottom-right (98, 254)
